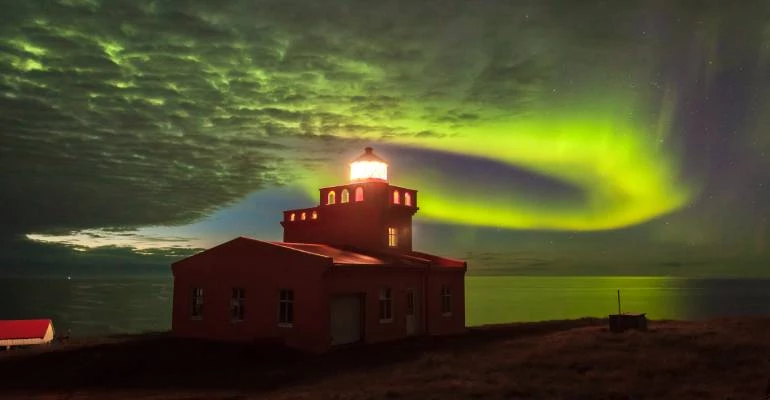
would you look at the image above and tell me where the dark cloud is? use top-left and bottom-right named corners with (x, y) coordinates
top-left (0, 0), bottom-right (768, 272)
top-left (0, 236), bottom-right (198, 277)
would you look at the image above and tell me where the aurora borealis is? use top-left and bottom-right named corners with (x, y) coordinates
top-left (1, 0), bottom-right (769, 276)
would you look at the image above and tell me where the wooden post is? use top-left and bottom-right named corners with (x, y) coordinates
top-left (617, 289), bottom-right (621, 315)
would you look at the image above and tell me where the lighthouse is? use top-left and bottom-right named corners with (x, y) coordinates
top-left (282, 147), bottom-right (419, 251)
top-left (172, 146), bottom-right (466, 352)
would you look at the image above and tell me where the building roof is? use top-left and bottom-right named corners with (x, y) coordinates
top-left (269, 242), bottom-right (386, 265)
top-left (175, 236), bottom-right (465, 269)
top-left (351, 146), bottom-right (387, 164)
top-left (0, 319), bottom-right (52, 340)
top-left (268, 240), bottom-right (465, 268)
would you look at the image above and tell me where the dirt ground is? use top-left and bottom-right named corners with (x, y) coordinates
top-left (1, 317), bottom-right (769, 399)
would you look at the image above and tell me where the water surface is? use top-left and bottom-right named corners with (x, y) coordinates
top-left (1, 276), bottom-right (769, 338)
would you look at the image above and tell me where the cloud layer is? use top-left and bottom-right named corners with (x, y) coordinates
top-left (0, 0), bottom-right (768, 270)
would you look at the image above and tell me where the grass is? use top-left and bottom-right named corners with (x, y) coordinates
top-left (1, 317), bottom-right (769, 399)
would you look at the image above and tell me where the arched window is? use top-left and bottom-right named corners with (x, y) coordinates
top-left (404, 192), bottom-right (412, 206)
top-left (327, 191), bottom-right (336, 205)
top-left (355, 186), bottom-right (364, 202)
top-left (290, 213), bottom-right (296, 221)
top-left (393, 190), bottom-right (400, 204)
top-left (301, 212), bottom-right (306, 220)
top-left (341, 189), bottom-right (350, 203)
top-left (311, 211), bottom-right (318, 220)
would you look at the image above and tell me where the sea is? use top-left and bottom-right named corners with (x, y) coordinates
top-left (2, 276), bottom-right (770, 338)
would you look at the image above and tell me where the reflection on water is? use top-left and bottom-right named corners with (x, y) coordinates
top-left (1, 276), bottom-right (769, 337)
top-left (0, 277), bottom-right (172, 337)
top-left (467, 276), bottom-right (770, 326)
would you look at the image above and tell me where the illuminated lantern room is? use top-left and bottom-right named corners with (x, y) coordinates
top-left (283, 145), bottom-right (419, 251)
top-left (350, 147), bottom-right (388, 182)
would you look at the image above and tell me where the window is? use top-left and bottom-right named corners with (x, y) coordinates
top-left (230, 288), bottom-right (245, 321)
top-left (311, 210), bottom-right (318, 220)
top-left (441, 286), bottom-right (452, 316)
top-left (191, 287), bottom-right (204, 318)
top-left (290, 213), bottom-right (295, 221)
top-left (406, 290), bottom-right (415, 316)
top-left (327, 191), bottom-right (336, 205)
top-left (388, 227), bottom-right (398, 247)
top-left (301, 212), bottom-right (306, 220)
top-left (354, 186), bottom-right (364, 202)
top-left (278, 289), bottom-right (294, 326)
top-left (392, 190), bottom-right (400, 204)
top-left (379, 288), bottom-right (393, 322)
top-left (405, 192), bottom-right (412, 206)
top-left (341, 189), bottom-right (350, 203)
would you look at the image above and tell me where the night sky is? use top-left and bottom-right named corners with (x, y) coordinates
top-left (1, 0), bottom-right (768, 277)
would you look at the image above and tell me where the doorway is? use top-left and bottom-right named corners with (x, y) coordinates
top-left (405, 289), bottom-right (418, 336)
top-left (330, 295), bottom-right (363, 345)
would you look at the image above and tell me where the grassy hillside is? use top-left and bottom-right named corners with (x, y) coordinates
top-left (1, 317), bottom-right (769, 399)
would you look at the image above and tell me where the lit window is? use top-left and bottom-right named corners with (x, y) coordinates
top-left (393, 190), bottom-right (400, 204)
top-left (379, 288), bottom-right (393, 322)
top-left (230, 288), bottom-right (245, 321)
top-left (388, 227), bottom-right (398, 247)
top-left (441, 286), bottom-right (452, 316)
top-left (405, 192), bottom-right (412, 206)
top-left (290, 213), bottom-right (296, 221)
top-left (191, 287), bottom-right (204, 318)
top-left (311, 211), bottom-right (318, 220)
top-left (301, 212), bottom-right (306, 220)
top-left (341, 189), bottom-right (350, 203)
top-left (327, 191), bottom-right (336, 205)
top-left (355, 186), bottom-right (364, 202)
top-left (278, 289), bottom-right (294, 326)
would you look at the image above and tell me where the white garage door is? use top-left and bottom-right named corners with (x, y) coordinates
top-left (330, 295), bottom-right (362, 346)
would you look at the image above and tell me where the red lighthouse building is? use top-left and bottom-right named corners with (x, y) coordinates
top-left (171, 147), bottom-right (467, 352)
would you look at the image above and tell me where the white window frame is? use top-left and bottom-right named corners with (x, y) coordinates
top-left (191, 287), bottom-right (204, 319)
top-left (379, 288), bottom-right (393, 323)
top-left (441, 285), bottom-right (452, 316)
top-left (278, 289), bottom-right (294, 327)
top-left (388, 227), bottom-right (398, 247)
top-left (230, 287), bottom-right (245, 322)
top-left (341, 188), bottom-right (350, 203)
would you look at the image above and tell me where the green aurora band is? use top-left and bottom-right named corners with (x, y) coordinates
top-left (2, 1), bottom-right (726, 236)
top-left (301, 97), bottom-right (696, 232)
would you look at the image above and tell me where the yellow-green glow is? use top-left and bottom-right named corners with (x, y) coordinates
top-left (108, 80), bottom-right (136, 89)
top-left (301, 99), bottom-right (695, 231)
top-left (467, 276), bottom-right (688, 325)
top-left (7, 39), bottom-right (48, 56)
top-left (12, 58), bottom-right (45, 72)
top-left (97, 39), bottom-right (125, 64)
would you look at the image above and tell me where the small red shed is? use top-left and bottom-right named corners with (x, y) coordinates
top-left (0, 319), bottom-right (55, 350)
top-left (171, 147), bottom-right (467, 352)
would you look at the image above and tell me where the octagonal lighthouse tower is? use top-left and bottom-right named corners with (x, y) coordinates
top-left (281, 147), bottom-right (418, 252)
